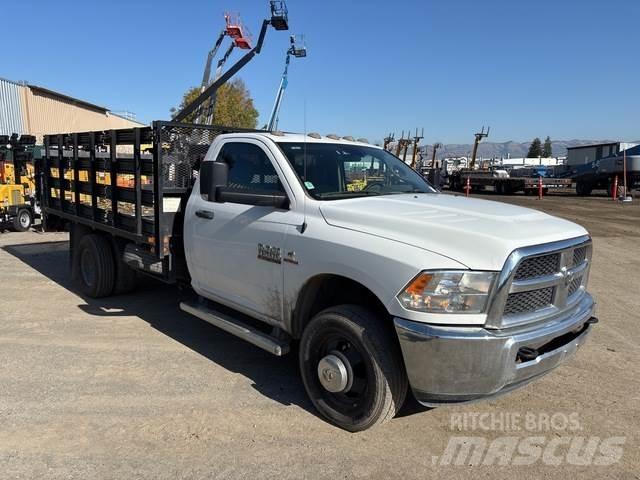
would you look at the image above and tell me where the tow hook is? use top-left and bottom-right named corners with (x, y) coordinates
top-left (517, 346), bottom-right (539, 363)
top-left (518, 316), bottom-right (599, 363)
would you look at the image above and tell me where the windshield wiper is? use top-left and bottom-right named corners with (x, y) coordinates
top-left (315, 191), bottom-right (381, 199)
top-left (382, 189), bottom-right (429, 195)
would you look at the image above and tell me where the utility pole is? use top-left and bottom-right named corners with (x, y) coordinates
top-left (470, 126), bottom-right (490, 170)
top-left (410, 128), bottom-right (424, 169)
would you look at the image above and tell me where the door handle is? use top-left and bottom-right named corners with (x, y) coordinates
top-left (195, 209), bottom-right (214, 220)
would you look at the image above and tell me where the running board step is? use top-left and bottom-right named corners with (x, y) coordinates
top-left (180, 301), bottom-right (289, 356)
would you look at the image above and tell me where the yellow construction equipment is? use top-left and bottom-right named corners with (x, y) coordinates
top-left (0, 134), bottom-right (39, 232)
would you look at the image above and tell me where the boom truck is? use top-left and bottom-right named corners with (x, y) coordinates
top-left (36, 2), bottom-right (598, 432)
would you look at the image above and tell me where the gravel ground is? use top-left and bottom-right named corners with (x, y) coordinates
top-left (0, 192), bottom-right (638, 479)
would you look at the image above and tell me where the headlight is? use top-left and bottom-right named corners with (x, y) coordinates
top-left (398, 271), bottom-right (496, 314)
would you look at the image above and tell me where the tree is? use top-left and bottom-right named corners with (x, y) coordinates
top-left (543, 136), bottom-right (552, 158)
top-left (527, 137), bottom-right (543, 158)
top-left (170, 78), bottom-right (259, 128)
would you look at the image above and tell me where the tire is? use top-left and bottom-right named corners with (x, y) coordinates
top-left (299, 305), bottom-right (408, 432)
top-left (12, 209), bottom-right (32, 232)
top-left (450, 175), bottom-right (462, 192)
top-left (75, 234), bottom-right (115, 298)
top-left (576, 180), bottom-right (592, 197)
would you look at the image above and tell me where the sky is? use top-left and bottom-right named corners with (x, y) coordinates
top-left (3, 0), bottom-right (639, 144)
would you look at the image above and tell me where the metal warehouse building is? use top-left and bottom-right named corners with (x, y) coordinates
top-left (0, 77), bottom-right (144, 141)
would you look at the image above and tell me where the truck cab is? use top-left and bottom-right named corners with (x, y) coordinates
top-left (184, 132), bottom-right (596, 430)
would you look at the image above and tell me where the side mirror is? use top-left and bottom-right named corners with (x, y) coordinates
top-left (217, 188), bottom-right (290, 209)
top-left (199, 161), bottom-right (228, 201)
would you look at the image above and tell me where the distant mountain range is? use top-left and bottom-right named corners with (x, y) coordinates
top-left (414, 139), bottom-right (636, 159)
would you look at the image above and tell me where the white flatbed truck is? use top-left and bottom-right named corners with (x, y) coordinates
top-left (38, 122), bottom-right (597, 431)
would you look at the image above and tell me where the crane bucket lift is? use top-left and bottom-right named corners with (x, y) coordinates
top-left (267, 34), bottom-right (306, 131)
top-left (269, 1), bottom-right (289, 30)
top-left (174, 0), bottom-right (290, 124)
top-left (197, 13), bottom-right (255, 124)
top-left (225, 13), bottom-right (253, 50)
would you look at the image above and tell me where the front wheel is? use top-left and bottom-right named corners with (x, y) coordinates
top-left (12, 209), bottom-right (32, 232)
top-left (299, 305), bottom-right (408, 431)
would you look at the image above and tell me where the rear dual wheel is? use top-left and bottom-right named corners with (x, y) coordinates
top-left (299, 305), bottom-right (408, 432)
top-left (576, 181), bottom-right (593, 196)
top-left (76, 234), bottom-right (115, 298)
top-left (73, 233), bottom-right (138, 298)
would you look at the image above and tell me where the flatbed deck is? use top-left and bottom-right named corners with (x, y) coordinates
top-left (448, 169), bottom-right (572, 194)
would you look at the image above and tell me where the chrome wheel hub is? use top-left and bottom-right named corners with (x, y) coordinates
top-left (19, 213), bottom-right (29, 228)
top-left (317, 351), bottom-right (352, 393)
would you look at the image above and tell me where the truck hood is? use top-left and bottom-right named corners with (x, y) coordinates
top-left (319, 194), bottom-right (588, 270)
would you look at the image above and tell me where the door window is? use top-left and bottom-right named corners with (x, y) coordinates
top-left (216, 142), bottom-right (284, 193)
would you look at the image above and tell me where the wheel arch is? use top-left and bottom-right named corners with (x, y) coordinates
top-left (290, 273), bottom-right (391, 339)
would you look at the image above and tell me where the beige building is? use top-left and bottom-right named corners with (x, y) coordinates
top-left (1, 77), bottom-right (144, 141)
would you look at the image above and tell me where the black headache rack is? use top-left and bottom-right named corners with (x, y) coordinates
top-left (40, 121), bottom-right (259, 280)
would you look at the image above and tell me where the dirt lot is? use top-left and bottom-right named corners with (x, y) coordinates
top-left (0, 192), bottom-right (638, 479)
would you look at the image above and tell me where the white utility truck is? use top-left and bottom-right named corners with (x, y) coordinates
top-left (39, 123), bottom-right (597, 431)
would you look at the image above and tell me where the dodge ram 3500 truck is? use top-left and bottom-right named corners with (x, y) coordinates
top-left (39, 122), bottom-right (597, 431)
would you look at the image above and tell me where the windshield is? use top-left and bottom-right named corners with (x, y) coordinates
top-left (277, 142), bottom-right (436, 199)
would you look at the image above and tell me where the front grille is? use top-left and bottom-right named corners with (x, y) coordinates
top-left (568, 276), bottom-right (582, 296)
top-left (514, 253), bottom-right (560, 280)
top-left (487, 238), bottom-right (593, 329)
top-left (572, 247), bottom-right (587, 267)
top-left (504, 287), bottom-right (554, 314)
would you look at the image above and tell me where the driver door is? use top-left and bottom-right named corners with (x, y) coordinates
top-left (185, 139), bottom-right (296, 323)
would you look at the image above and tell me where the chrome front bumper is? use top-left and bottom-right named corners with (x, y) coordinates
top-left (394, 293), bottom-right (596, 407)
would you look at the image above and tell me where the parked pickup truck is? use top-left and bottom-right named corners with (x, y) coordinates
top-left (39, 122), bottom-right (597, 431)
